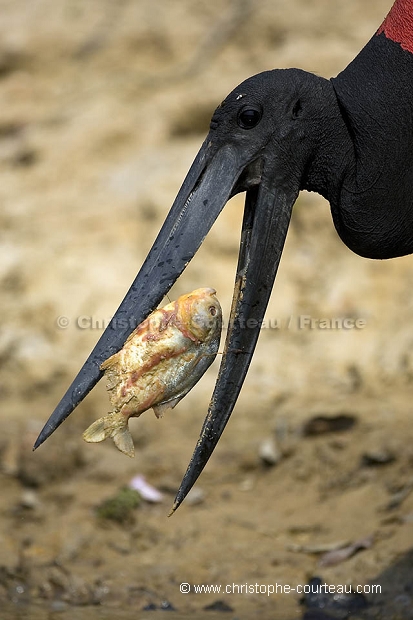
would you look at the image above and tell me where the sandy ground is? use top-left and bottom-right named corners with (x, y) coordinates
top-left (1, 1), bottom-right (413, 618)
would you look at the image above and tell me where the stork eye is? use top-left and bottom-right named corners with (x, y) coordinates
top-left (209, 305), bottom-right (217, 316)
top-left (237, 106), bottom-right (262, 129)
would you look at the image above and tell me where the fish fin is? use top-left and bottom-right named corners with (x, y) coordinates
top-left (100, 352), bottom-right (119, 372)
top-left (82, 415), bottom-right (112, 443)
top-left (152, 396), bottom-right (183, 419)
top-left (105, 368), bottom-right (122, 391)
top-left (112, 427), bottom-right (135, 458)
top-left (83, 413), bottom-right (134, 457)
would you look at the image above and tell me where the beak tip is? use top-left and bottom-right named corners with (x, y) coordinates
top-left (168, 502), bottom-right (179, 517)
top-left (32, 425), bottom-right (51, 451)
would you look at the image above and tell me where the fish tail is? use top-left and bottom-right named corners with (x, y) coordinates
top-left (112, 427), bottom-right (135, 458)
top-left (82, 413), bottom-right (135, 458)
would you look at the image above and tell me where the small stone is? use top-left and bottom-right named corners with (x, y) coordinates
top-left (258, 437), bottom-right (281, 466)
top-left (303, 413), bottom-right (357, 436)
top-left (204, 599), bottom-right (234, 612)
top-left (142, 603), bottom-right (157, 611)
top-left (20, 489), bottom-right (39, 509)
top-left (160, 600), bottom-right (176, 610)
top-left (361, 449), bottom-right (396, 467)
top-left (8, 581), bottom-right (30, 604)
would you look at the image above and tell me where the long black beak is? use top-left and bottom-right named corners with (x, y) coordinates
top-left (33, 139), bottom-right (246, 450)
top-left (170, 175), bottom-right (297, 513)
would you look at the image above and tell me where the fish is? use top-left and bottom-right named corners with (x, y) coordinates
top-left (82, 287), bottom-right (222, 457)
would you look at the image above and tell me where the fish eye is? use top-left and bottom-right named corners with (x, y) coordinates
top-left (237, 106), bottom-right (262, 129)
top-left (209, 305), bottom-right (217, 316)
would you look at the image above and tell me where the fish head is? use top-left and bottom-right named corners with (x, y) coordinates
top-left (177, 287), bottom-right (222, 343)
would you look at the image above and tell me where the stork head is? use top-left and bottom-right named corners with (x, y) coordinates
top-left (34, 69), bottom-right (351, 510)
top-left (198, 68), bottom-right (343, 201)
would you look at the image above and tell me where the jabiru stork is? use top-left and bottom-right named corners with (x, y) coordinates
top-left (34, 0), bottom-right (413, 513)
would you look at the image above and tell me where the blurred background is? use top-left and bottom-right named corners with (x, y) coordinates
top-left (1, 1), bottom-right (413, 618)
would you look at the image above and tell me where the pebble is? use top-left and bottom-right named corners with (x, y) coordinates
top-left (258, 437), bottom-right (281, 466)
top-left (361, 449), bottom-right (396, 467)
top-left (20, 489), bottom-right (39, 510)
top-left (204, 599), bottom-right (234, 612)
top-left (302, 413), bottom-right (357, 436)
top-left (8, 581), bottom-right (30, 604)
top-left (142, 600), bottom-right (176, 611)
